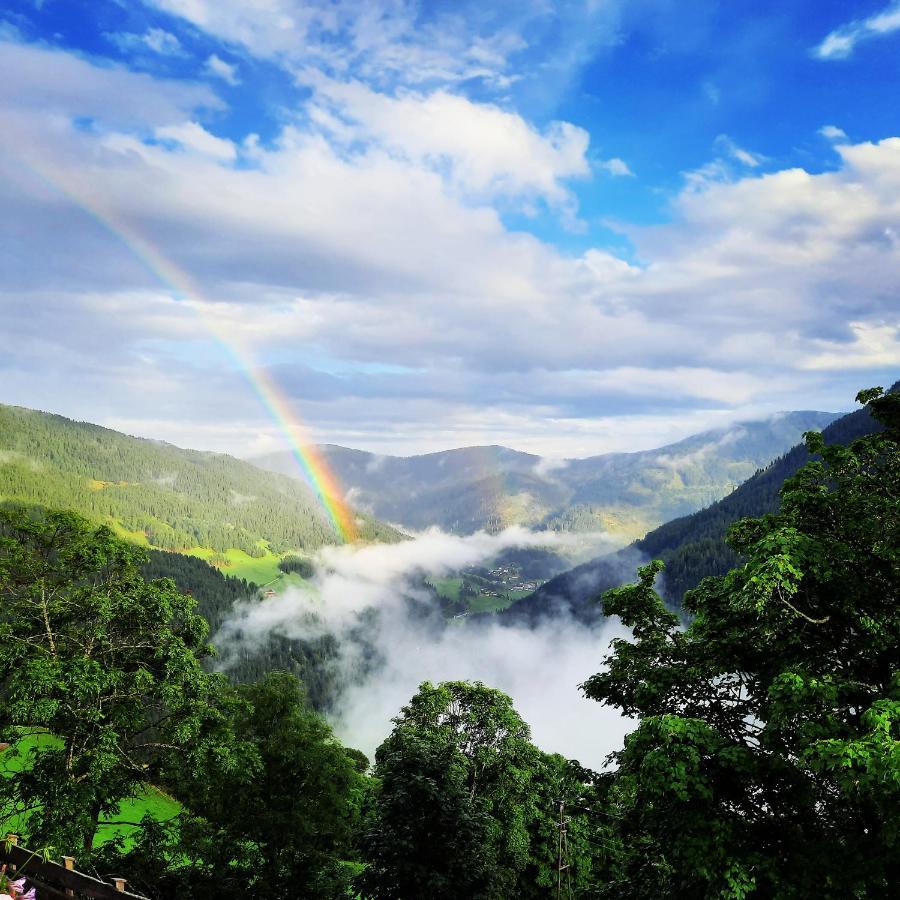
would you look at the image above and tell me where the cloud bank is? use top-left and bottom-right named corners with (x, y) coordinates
top-left (214, 527), bottom-right (632, 768)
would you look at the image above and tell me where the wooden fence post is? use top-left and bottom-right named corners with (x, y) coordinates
top-left (63, 856), bottom-right (76, 896)
top-left (113, 877), bottom-right (127, 892)
top-left (5, 834), bottom-right (17, 872)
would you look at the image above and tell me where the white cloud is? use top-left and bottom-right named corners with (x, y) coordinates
top-left (802, 321), bottom-right (900, 370)
top-left (819, 124), bottom-right (848, 142)
top-left (107, 27), bottom-right (185, 56)
top-left (305, 77), bottom-right (590, 207)
top-left (205, 53), bottom-right (240, 85)
top-left (144, 27), bottom-right (184, 55)
top-left (598, 157), bottom-right (633, 177)
top-left (2, 38), bottom-right (899, 457)
top-left (147, 0), bottom-right (519, 86)
top-left (155, 121), bottom-right (237, 161)
top-left (0, 38), bottom-right (219, 128)
top-left (812, 2), bottom-right (900, 60)
top-left (532, 456), bottom-right (569, 480)
top-left (714, 134), bottom-right (766, 168)
top-left (144, 0), bottom-right (626, 100)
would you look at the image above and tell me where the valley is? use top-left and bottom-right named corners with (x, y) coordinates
top-left (4, 4), bottom-right (898, 892)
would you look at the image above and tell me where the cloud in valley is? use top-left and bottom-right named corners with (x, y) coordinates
top-left (214, 527), bottom-right (632, 768)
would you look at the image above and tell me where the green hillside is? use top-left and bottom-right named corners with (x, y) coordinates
top-left (505, 385), bottom-right (895, 622)
top-left (254, 411), bottom-right (838, 540)
top-left (0, 404), bottom-right (400, 580)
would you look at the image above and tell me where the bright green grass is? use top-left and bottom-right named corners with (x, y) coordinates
top-left (431, 578), bottom-right (529, 614)
top-left (95, 787), bottom-right (181, 846)
top-left (432, 577), bottom-right (462, 600)
top-left (185, 544), bottom-right (284, 584)
top-left (468, 593), bottom-right (521, 614)
top-left (107, 520), bottom-right (151, 547)
top-left (1, 733), bottom-right (182, 849)
top-left (272, 572), bottom-right (313, 591)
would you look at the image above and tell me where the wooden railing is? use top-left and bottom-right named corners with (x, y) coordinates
top-left (0, 836), bottom-right (148, 900)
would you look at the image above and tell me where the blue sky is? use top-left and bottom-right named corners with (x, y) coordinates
top-left (0, 0), bottom-right (898, 457)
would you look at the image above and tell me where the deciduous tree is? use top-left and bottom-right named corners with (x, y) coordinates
top-left (583, 388), bottom-right (900, 897)
top-left (0, 506), bottom-right (236, 853)
top-left (359, 681), bottom-right (541, 899)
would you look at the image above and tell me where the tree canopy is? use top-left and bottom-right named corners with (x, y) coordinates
top-left (583, 387), bottom-right (900, 898)
top-left (0, 386), bottom-right (897, 898)
top-left (0, 506), bottom-right (237, 853)
top-left (361, 682), bottom-right (530, 898)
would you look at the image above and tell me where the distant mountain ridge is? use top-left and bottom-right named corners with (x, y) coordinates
top-left (503, 386), bottom-right (896, 624)
top-left (254, 411), bottom-right (839, 540)
top-left (0, 404), bottom-right (400, 568)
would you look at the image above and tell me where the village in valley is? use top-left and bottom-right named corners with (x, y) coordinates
top-left (429, 558), bottom-right (552, 617)
top-left (479, 565), bottom-right (541, 596)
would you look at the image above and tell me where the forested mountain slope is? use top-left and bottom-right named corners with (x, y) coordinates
top-left (140, 549), bottom-right (258, 636)
top-left (139, 549), bottom-right (342, 707)
top-left (0, 404), bottom-right (400, 560)
top-left (504, 387), bottom-right (894, 623)
top-left (255, 411), bottom-right (838, 539)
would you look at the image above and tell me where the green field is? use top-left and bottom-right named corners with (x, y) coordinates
top-left (1, 734), bottom-right (181, 849)
top-left (467, 591), bottom-right (528, 614)
top-left (430, 577), bottom-right (527, 614)
top-left (185, 544), bottom-right (285, 585)
top-left (432, 577), bottom-right (463, 600)
top-left (95, 787), bottom-right (182, 846)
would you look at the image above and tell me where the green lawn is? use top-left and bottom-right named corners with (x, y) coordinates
top-left (1, 733), bottom-right (182, 849)
top-left (95, 786), bottom-right (182, 846)
top-left (185, 544), bottom-right (285, 585)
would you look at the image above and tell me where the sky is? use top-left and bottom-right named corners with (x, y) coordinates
top-left (1, 0), bottom-right (899, 459)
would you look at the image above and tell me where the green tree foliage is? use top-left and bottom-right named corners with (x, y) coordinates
top-left (358, 681), bottom-right (595, 899)
top-left (583, 388), bottom-right (900, 898)
top-left (278, 554), bottom-right (316, 578)
top-left (516, 754), bottom-right (604, 899)
top-left (113, 673), bottom-right (366, 898)
top-left (140, 548), bottom-right (258, 635)
top-left (138, 550), bottom-right (345, 709)
top-left (0, 506), bottom-right (238, 853)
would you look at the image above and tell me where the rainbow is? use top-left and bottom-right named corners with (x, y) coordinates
top-left (7, 151), bottom-right (358, 542)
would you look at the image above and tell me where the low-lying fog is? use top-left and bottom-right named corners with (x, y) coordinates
top-left (216, 527), bottom-right (636, 769)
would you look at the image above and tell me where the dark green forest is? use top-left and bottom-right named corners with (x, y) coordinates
top-left (1, 387), bottom-right (898, 898)
top-left (0, 403), bottom-right (400, 558)
top-left (139, 550), bottom-right (348, 710)
top-left (140, 549), bottom-right (258, 636)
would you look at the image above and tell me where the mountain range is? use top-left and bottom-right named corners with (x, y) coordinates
top-left (254, 411), bottom-right (839, 541)
top-left (502, 387), bottom-right (894, 624)
top-left (0, 400), bottom-right (865, 612)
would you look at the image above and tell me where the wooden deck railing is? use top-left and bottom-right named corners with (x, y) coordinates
top-left (1, 836), bottom-right (148, 900)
